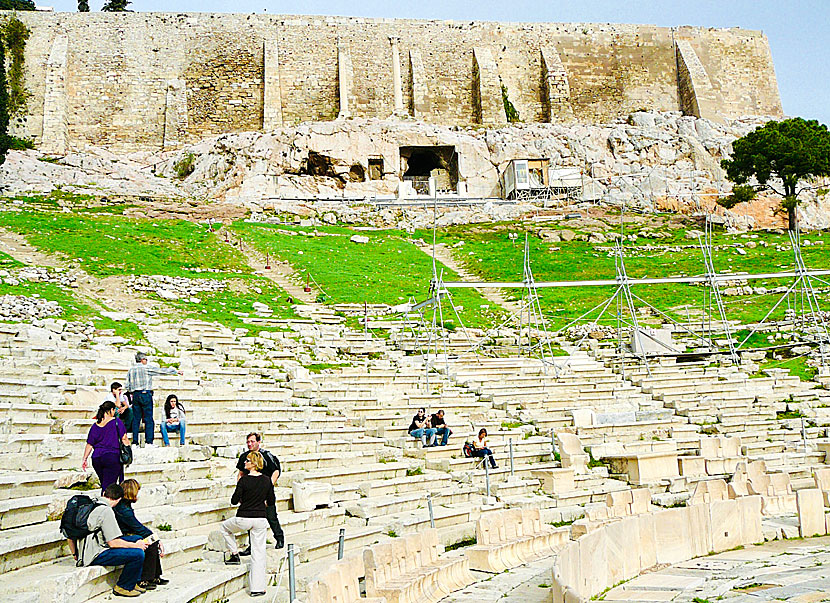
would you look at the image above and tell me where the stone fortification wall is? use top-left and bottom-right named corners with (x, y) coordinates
top-left (8, 12), bottom-right (783, 152)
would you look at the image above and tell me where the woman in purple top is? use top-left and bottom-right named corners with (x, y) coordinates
top-left (82, 401), bottom-right (129, 492)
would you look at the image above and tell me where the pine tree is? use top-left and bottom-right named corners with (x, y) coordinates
top-left (102, 0), bottom-right (131, 11)
top-left (0, 0), bottom-right (36, 10)
top-left (78, 0), bottom-right (90, 11)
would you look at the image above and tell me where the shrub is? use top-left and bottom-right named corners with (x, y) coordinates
top-left (173, 153), bottom-right (196, 180)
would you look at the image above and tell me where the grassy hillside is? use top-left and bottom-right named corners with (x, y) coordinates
top-left (232, 222), bottom-right (506, 329)
top-left (423, 221), bottom-right (830, 330)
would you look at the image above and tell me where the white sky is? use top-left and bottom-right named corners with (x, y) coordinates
top-left (42, 0), bottom-right (830, 126)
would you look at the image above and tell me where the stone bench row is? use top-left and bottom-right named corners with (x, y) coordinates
top-left (364, 527), bottom-right (475, 603)
top-left (466, 507), bottom-right (568, 572)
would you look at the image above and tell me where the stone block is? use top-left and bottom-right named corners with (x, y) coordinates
top-left (630, 488), bottom-right (651, 515)
top-left (533, 468), bottom-right (575, 495)
top-left (739, 495), bottom-right (763, 544)
top-left (577, 528), bottom-right (607, 597)
top-left (635, 513), bottom-right (657, 571)
top-left (797, 488), bottom-right (825, 538)
top-left (686, 501), bottom-right (713, 557)
top-left (292, 480), bottom-right (333, 513)
top-left (678, 456), bottom-right (706, 477)
top-left (653, 507), bottom-right (692, 565)
top-left (605, 451), bottom-right (679, 485)
top-left (709, 499), bottom-right (743, 551)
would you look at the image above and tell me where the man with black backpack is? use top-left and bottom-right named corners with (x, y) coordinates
top-left (62, 483), bottom-right (148, 597)
top-left (236, 432), bottom-right (285, 552)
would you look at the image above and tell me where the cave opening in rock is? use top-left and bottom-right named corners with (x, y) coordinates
top-left (399, 146), bottom-right (458, 194)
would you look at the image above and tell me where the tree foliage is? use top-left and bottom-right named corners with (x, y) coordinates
top-left (721, 118), bottom-right (830, 230)
top-left (717, 184), bottom-right (756, 210)
top-left (102, 0), bottom-right (131, 11)
top-left (0, 0), bottom-right (36, 9)
top-left (0, 38), bottom-right (10, 165)
top-left (78, 0), bottom-right (90, 11)
top-left (2, 16), bottom-right (30, 118)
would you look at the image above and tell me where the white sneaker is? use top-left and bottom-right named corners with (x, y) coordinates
top-left (145, 443), bottom-right (156, 448)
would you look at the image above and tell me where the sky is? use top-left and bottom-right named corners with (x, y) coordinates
top-left (43, 0), bottom-right (829, 126)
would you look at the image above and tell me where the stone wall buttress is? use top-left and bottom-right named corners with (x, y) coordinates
top-left (473, 47), bottom-right (506, 126)
top-left (337, 39), bottom-right (353, 119)
top-left (675, 38), bottom-right (726, 123)
top-left (263, 40), bottom-right (283, 130)
top-left (163, 79), bottom-right (188, 150)
top-left (41, 34), bottom-right (68, 155)
top-left (540, 46), bottom-right (574, 122)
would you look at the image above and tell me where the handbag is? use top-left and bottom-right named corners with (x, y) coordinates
top-left (120, 442), bottom-right (133, 466)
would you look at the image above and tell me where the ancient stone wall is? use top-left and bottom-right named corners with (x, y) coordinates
top-left (7, 12), bottom-right (783, 152)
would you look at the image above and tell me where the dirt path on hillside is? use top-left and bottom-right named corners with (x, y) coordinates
top-left (412, 240), bottom-right (522, 316)
top-left (221, 230), bottom-right (318, 304)
top-left (0, 228), bottom-right (156, 314)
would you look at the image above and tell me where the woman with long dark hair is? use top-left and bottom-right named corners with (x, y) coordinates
top-left (159, 394), bottom-right (186, 447)
top-left (82, 401), bottom-right (129, 491)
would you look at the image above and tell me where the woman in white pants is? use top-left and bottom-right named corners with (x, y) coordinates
top-left (220, 450), bottom-right (275, 597)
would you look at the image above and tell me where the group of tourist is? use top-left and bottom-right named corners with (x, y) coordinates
top-left (407, 408), bottom-right (497, 468)
top-left (408, 407), bottom-right (452, 447)
top-left (73, 425), bottom-right (284, 597)
top-left (83, 353), bottom-right (186, 494)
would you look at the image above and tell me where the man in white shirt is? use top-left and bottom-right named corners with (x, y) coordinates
top-left (72, 483), bottom-right (149, 597)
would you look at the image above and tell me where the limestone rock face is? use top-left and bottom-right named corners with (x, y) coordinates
top-left (4, 113), bottom-right (830, 230)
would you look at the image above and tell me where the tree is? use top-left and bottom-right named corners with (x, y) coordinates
top-left (721, 118), bottom-right (830, 231)
top-left (78, 0), bottom-right (89, 11)
top-left (0, 0), bottom-right (36, 9)
top-left (0, 37), bottom-right (10, 165)
top-left (102, 0), bottom-right (131, 11)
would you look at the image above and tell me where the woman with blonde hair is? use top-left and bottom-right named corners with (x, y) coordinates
top-left (113, 478), bottom-right (168, 590)
top-left (220, 450), bottom-right (274, 597)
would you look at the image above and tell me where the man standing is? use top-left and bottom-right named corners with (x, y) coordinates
top-left (430, 409), bottom-right (452, 447)
top-left (125, 352), bottom-right (181, 447)
top-left (69, 483), bottom-right (149, 597)
top-left (236, 432), bottom-right (285, 550)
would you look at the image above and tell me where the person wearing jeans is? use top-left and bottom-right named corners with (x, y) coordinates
top-left (408, 407), bottom-right (436, 447)
top-left (222, 451), bottom-right (274, 597)
top-left (125, 352), bottom-right (182, 446)
top-left (70, 483), bottom-right (148, 598)
top-left (472, 428), bottom-right (498, 469)
top-left (159, 394), bottom-right (186, 446)
top-left (430, 410), bottom-right (452, 446)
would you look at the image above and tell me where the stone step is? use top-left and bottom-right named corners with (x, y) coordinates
top-left (0, 534), bottom-right (209, 603)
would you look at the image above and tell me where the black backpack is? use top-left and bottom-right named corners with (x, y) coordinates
top-left (60, 495), bottom-right (104, 541)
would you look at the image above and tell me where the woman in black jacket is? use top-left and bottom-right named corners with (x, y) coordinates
top-left (113, 479), bottom-right (168, 590)
top-left (220, 450), bottom-right (274, 597)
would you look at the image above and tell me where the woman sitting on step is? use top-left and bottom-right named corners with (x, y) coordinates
top-left (114, 479), bottom-right (169, 591)
top-left (221, 450), bottom-right (274, 598)
top-left (472, 428), bottom-right (498, 469)
top-left (159, 394), bottom-right (187, 447)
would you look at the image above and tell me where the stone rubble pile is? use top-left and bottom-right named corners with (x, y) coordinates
top-left (0, 266), bottom-right (79, 288)
top-left (565, 322), bottom-right (619, 340)
top-left (127, 275), bottom-right (227, 302)
top-left (0, 294), bottom-right (63, 321)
